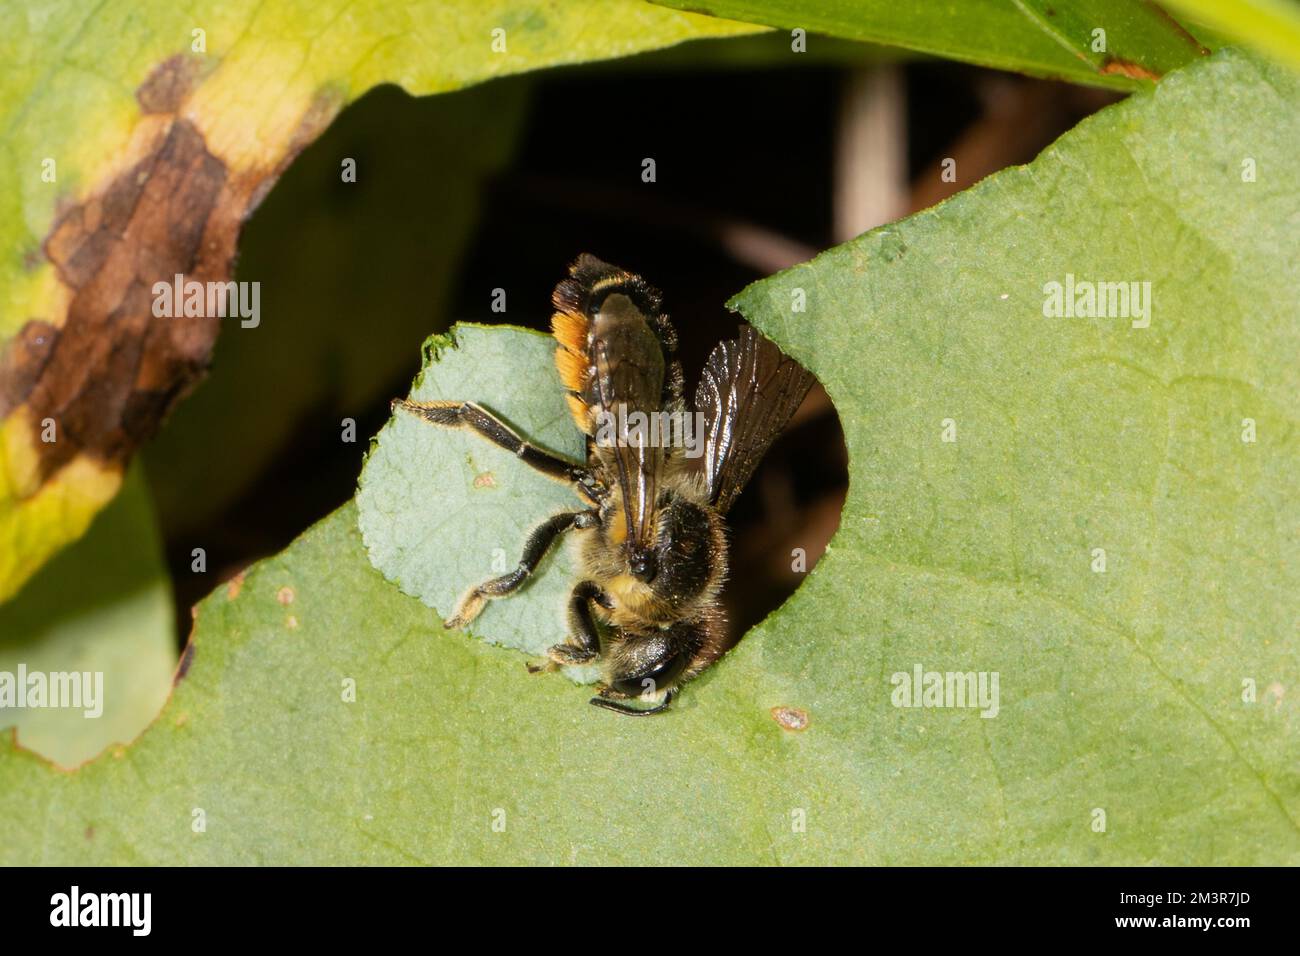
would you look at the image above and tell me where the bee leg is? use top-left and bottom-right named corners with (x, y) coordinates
top-left (542, 581), bottom-right (610, 667)
top-left (590, 687), bottom-right (678, 717)
top-left (393, 400), bottom-right (597, 493)
top-left (444, 510), bottom-right (596, 629)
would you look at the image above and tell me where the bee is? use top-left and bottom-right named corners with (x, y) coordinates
top-left (394, 254), bottom-right (813, 715)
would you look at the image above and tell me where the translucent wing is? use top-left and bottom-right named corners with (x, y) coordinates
top-left (695, 326), bottom-right (815, 514)
top-left (552, 255), bottom-right (674, 557)
top-left (592, 337), bottom-right (665, 553)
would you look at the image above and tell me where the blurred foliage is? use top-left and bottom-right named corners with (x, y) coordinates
top-left (0, 466), bottom-right (174, 767)
top-left (653, 0), bottom-right (1216, 88)
top-left (1162, 0), bottom-right (1300, 69)
top-left (144, 82), bottom-right (529, 534)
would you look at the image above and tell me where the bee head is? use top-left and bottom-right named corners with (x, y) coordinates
top-left (595, 624), bottom-right (698, 717)
top-left (608, 640), bottom-right (689, 700)
top-left (592, 613), bottom-right (722, 716)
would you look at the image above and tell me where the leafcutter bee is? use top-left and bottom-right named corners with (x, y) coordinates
top-left (395, 254), bottom-right (813, 715)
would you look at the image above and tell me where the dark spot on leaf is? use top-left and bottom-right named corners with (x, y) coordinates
top-left (0, 321), bottom-right (60, 421)
top-left (2, 117), bottom-right (228, 484)
top-left (1146, 5), bottom-right (1212, 56)
top-left (173, 640), bottom-right (196, 685)
top-left (771, 706), bottom-right (810, 731)
top-left (0, 65), bottom-right (345, 497)
top-left (1100, 58), bottom-right (1162, 82)
top-left (136, 54), bottom-right (203, 114)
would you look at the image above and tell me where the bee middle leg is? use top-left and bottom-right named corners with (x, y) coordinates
top-left (445, 510), bottom-right (597, 629)
top-left (542, 580), bottom-right (612, 667)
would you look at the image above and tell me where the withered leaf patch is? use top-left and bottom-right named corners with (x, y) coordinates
top-left (0, 55), bottom-right (339, 491)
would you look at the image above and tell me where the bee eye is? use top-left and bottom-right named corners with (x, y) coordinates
top-left (612, 651), bottom-right (687, 699)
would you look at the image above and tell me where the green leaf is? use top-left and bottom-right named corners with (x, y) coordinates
top-left (652, 0), bottom-right (1213, 88)
top-left (0, 466), bottom-right (175, 768)
top-left (2, 49), bottom-right (1296, 864)
top-left (0, 0), bottom-right (759, 603)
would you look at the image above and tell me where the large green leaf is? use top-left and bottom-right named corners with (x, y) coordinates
top-left (653, 0), bottom-right (1214, 88)
top-left (1, 48), bottom-right (1296, 864)
top-left (0, 0), bottom-right (758, 603)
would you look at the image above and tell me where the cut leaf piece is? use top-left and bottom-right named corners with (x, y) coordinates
top-left (357, 325), bottom-right (589, 667)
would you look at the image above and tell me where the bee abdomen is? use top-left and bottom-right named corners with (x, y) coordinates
top-left (551, 254), bottom-right (676, 434)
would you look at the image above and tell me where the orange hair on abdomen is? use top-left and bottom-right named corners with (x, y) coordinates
top-left (552, 306), bottom-right (595, 433)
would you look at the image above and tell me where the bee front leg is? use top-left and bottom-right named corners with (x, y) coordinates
top-left (590, 687), bottom-right (678, 716)
top-left (444, 510), bottom-right (596, 629)
top-left (393, 399), bottom-right (597, 496)
top-left (542, 580), bottom-right (611, 667)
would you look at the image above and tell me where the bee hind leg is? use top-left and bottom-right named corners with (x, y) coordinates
top-left (444, 510), bottom-right (596, 629)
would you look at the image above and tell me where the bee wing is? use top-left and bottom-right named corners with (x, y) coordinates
top-left (592, 338), bottom-right (665, 553)
top-left (695, 326), bottom-right (814, 514)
